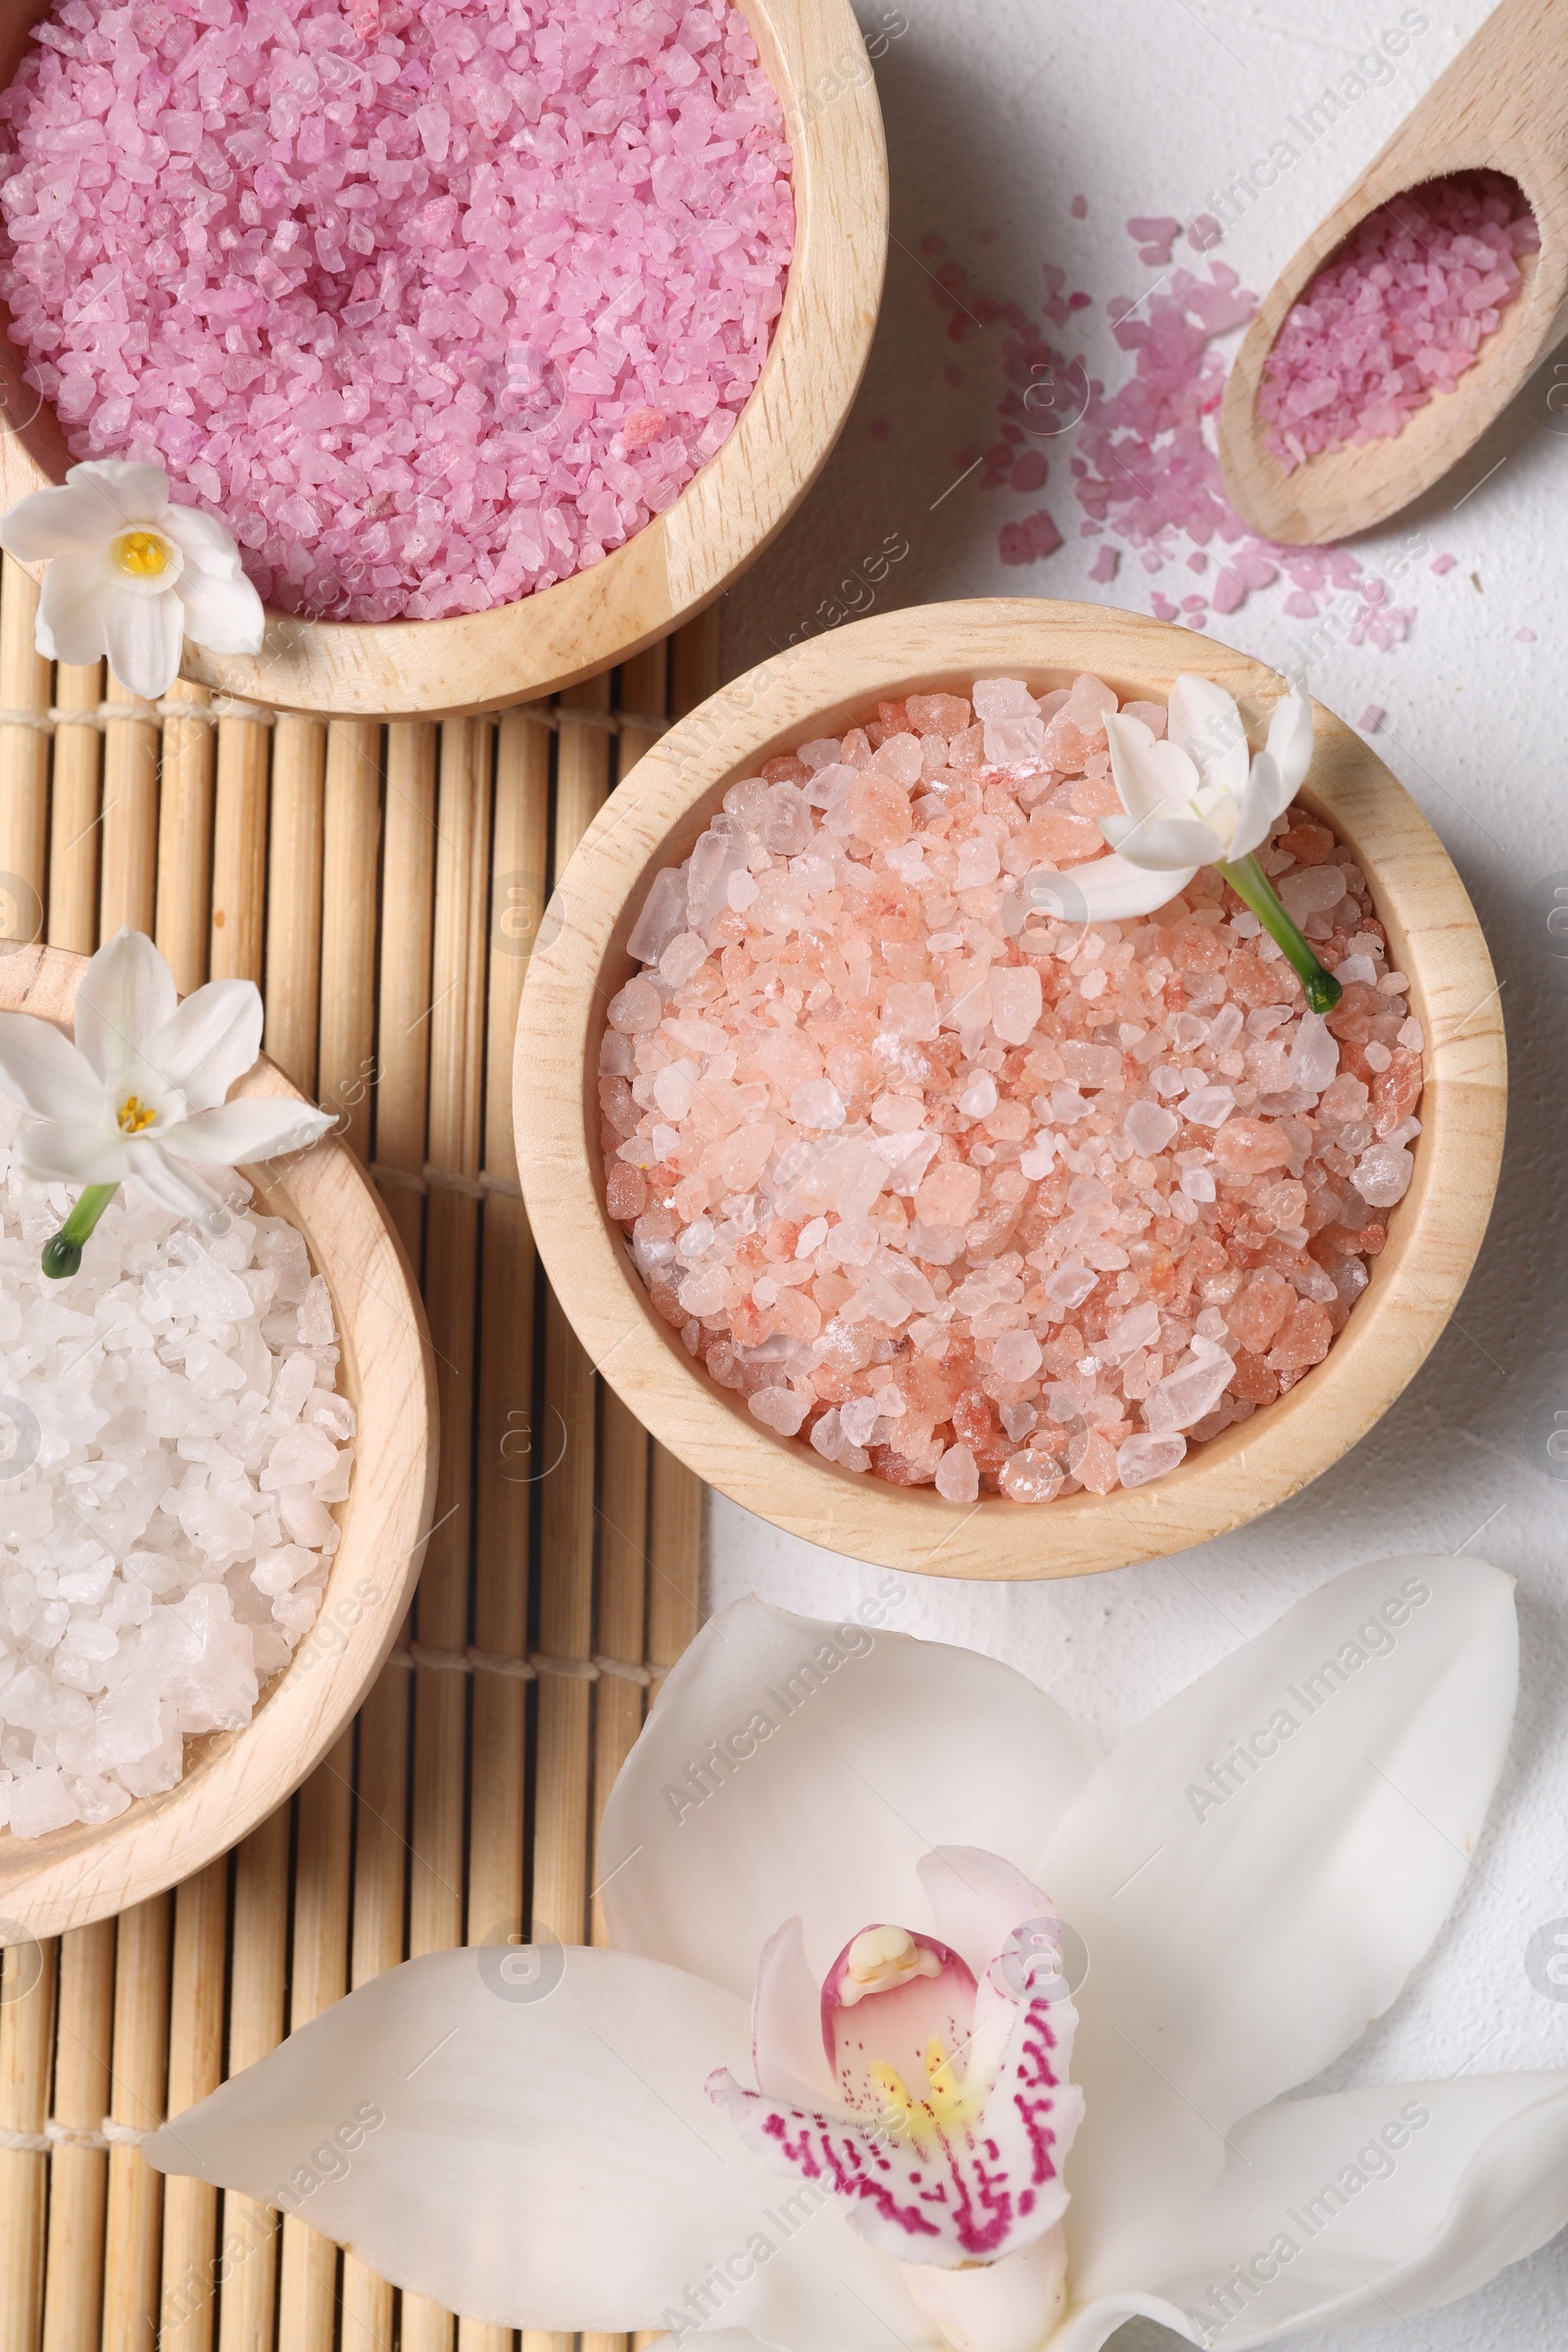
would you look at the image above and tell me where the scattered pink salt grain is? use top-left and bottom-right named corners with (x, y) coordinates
top-left (1358, 705), bottom-right (1385, 733)
top-left (0, 0), bottom-right (794, 623)
top-left (603, 673), bottom-right (1418, 1505)
top-left (1128, 216), bottom-right (1182, 269)
top-left (1431, 554), bottom-right (1458, 575)
top-left (1517, 628), bottom-right (1538, 644)
top-left (1070, 194), bottom-right (1089, 220)
top-left (1088, 545), bottom-right (1119, 585)
top-left (999, 509), bottom-right (1062, 565)
top-left (1259, 173), bottom-right (1538, 474)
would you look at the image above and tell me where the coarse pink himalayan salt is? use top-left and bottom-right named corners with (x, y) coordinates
top-left (1259, 172), bottom-right (1537, 472)
top-left (940, 223), bottom-right (1420, 652)
top-left (0, 0), bottom-right (792, 622)
top-left (601, 678), bottom-right (1423, 1503)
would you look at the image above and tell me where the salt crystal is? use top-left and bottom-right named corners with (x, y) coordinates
top-left (1182, 1085), bottom-right (1236, 1128)
top-left (1117, 1431), bottom-right (1187, 1489)
top-left (935, 1444), bottom-right (980, 1503)
top-left (1354, 1142), bottom-right (1414, 1207)
top-left (972, 677), bottom-right (1046, 767)
top-left (749, 1388), bottom-right (807, 1437)
top-left (1285, 1011), bottom-right (1339, 1094)
top-left (1124, 1099), bottom-right (1178, 1156)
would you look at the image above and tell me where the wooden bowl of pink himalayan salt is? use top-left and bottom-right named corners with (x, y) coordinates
top-left (0, 0), bottom-right (886, 720)
top-left (0, 946), bottom-right (437, 1940)
top-left (514, 600), bottom-right (1505, 1582)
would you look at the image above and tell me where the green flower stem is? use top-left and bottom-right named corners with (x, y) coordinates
top-left (1217, 853), bottom-right (1343, 1014)
top-left (41, 1182), bottom-right (120, 1280)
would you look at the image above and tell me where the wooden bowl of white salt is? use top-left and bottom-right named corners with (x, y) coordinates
top-left (0, 947), bottom-right (436, 1941)
top-left (515, 599), bottom-right (1506, 1581)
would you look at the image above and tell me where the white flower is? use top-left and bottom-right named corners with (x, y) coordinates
top-left (1055, 673), bottom-right (1315, 924)
top-left (0, 460), bottom-right (264, 702)
top-left (143, 1557), bottom-right (1568, 2352)
top-left (0, 928), bottom-right (332, 1222)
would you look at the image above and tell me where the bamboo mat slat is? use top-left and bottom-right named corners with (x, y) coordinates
top-left (0, 596), bottom-right (717, 2352)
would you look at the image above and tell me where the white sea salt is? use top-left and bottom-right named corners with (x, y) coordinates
top-left (0, 1102), bottom-right (352, 1839)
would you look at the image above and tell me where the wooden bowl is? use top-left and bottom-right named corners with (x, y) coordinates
top-left (0, 0), bottom-right (887, 720)
top-left (514, 599), bottom-right (1506, 1582)
top-left (0, 947), bottom-right (437, 1940)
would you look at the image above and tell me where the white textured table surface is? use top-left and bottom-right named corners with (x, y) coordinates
top-left (713, 5), bottom-right (1567, 2345)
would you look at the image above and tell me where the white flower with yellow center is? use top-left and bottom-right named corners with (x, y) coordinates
top-left (143, 1562), bottom-right (1568, 2352)
top-left (0, 927), bottom-right (332, 1273)
top-left (0, 459), bottom-right (264, 702)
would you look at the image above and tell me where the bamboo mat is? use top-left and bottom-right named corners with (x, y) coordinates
top-left (0, 552), bottom-right (713, 2352)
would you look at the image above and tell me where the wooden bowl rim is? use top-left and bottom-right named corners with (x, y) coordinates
top-left (0, 0), bottom-right (888, 720)
top-left (514, 596), bottom-right (1507, 1583)
top-left (0, 945), bottom-right (438, 1940)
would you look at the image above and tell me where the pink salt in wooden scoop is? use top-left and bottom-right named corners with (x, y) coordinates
top-left (1220, 0), bottom-right (1568, 545)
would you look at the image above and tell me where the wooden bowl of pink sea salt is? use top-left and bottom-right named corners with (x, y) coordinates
top-left (515, 601), bottom-right (1505, 1582)
top-left (0, 0), bottom-right (885, 718)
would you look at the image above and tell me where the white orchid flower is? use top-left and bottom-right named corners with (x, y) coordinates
top-left (0, 460), bottom-right (264, 702)
top-left (144, 1557), bottom-right (1568, 2352)
top-left (0, 929), bottom-right (332, 1269)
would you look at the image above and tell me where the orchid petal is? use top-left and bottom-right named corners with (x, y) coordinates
top-left (144, 978), bottom-right (264, 1110)
top-left (1045, 2291), bottom-right (1200, 2351)
top-left (100, 580), bottom-right (184, 702)
top-left (1103, 710), bottom-right (1200, 825)
top-left (1113, 2073), bottom-right (1568, 2348)
top-left (17, 1120), bottom-right (132, 1184)
top-left (175, 564), bottom-right (265, 656)
top-left (122, 1141), bottom-right (223, 1219)
top-left (36, 549), bottom-right (110, 666)
top-left (600, 1598), bottom-right (1098, 2000)
top-left (1098, 813), bottom-right (1225, 870)
top-left (144, 1946), bottom-right (944, 2350)
top-left (0, 1014), bottom-right (101, 1123)
top-left (161, 1098), bottom-right (334, 1166)
top-left (70, 458), bottom-right (171, 522)
top-left (1040, 1557), bottom-right (1518, 2297)
top-left (916, 1847), bottom-right (1052, 1984)
top-left (1166, 674), bottom-right (1250, 802)
top-left (1264, 676), bottom-right (1314, 796)
top-left (1226, 750), bottom-right (1291, 862)
top-left (1048, 857), bottom-right (1201, 925)
top-left (0, 479), bottom-right (124, 563)
top-left (74, 928), bottom-right (178, 1081)
top-left (753, 1918), bottom-right (836, 2106)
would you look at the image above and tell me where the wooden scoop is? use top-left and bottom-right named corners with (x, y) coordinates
top-left (1219, 0), bottom-right (1568, 546)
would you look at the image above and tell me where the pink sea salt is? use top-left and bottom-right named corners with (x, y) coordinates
top-left (603, 676), bottom-right (1420, 1503)
top-left (1259, 172), bottom-right (1538, 474)
top-left (0, 0), bottom-right (793, 622)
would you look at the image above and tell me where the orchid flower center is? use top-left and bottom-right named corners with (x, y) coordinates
top-left (117, 1093), bottom-right (158, 1135)
top-left (822, 1924), bottom-right (979, 2138)
top-left (110, 528), bottom-right (173, 580)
